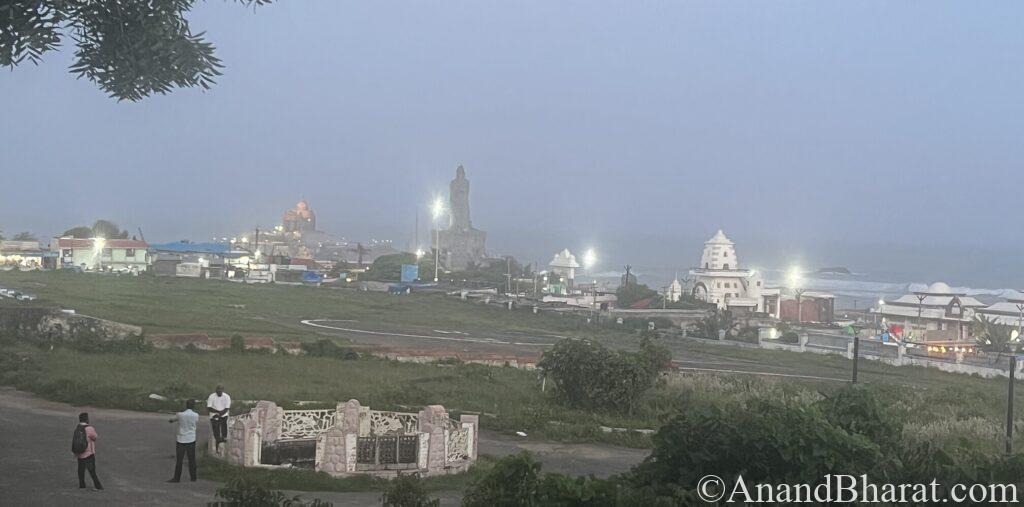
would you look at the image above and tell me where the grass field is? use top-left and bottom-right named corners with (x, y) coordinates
top-left (0, 270), bottom-right (620, 340)
top-left (1, 270), bottom-right (1022, 456)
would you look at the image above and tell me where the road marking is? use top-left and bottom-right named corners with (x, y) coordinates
top-left (674, 366), bottom-right (847, 382)
top-left (301, 319), bottom-right (555, 347)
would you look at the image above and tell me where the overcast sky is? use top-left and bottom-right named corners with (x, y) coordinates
top-left (2, 1), bottom-right (1023, 285)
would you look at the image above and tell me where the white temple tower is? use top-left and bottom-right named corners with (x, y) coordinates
top-left (689, 230), bottom-right (764, 311)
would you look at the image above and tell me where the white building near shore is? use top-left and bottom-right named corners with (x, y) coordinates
top-left (689, 230), bottom-right (764, 312)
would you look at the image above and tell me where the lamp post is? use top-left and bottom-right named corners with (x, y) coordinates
top-left (431, 198), bottom-right (445, 283)
top-left (876, 299), bottom-right (885, 336)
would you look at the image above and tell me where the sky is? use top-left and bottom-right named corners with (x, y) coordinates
top-left (2, 1), bottom-right (1024, 287)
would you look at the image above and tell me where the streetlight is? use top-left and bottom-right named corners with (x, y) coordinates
top-left (582, 248), bottom-right (597, 270)
top-left (876, 299), bottom-right (885, 336)
top-left (431, 198), bottom-right (445, 282)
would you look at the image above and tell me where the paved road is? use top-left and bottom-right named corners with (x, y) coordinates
top-left (0, 388), bottom-right (646, 506)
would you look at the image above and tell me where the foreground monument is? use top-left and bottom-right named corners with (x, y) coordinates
top-left (436, 165), bottom-right (487, 270)
top-left (209, 399), bottom-right (478, 477)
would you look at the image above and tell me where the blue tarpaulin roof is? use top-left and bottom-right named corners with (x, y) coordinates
top-left (149, 242), bottom-right (231, 254)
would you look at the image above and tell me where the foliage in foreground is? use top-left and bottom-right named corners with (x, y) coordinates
top-left (209, 475), bottom-right (330, 507)
top-left (381, 473), bottom-right (440, 507)
top-left (1, 0), bottom-right (270, 101)
top-left (464, 386), bottom-right (1024, 505)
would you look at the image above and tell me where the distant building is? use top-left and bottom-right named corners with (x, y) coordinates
top-left (874, 282), bottom-right (983, 342)
top-left (0, 240), bottom-right (50, 268)
top-left (689, 230), bottom-right (764, 312)
top-left (666, 277), bottom-right (684, 303)
top-left (546, 249), bottom-right (580, 295)
top-left (282, 199), bottom-right (317, 233)
top-left (435, 165), bottom-right (487, 270)
top-left (54, 237), bottom-right (149, 272)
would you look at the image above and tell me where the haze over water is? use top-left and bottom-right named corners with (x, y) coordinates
top-left (3, 1), bottom-right (1023, 300)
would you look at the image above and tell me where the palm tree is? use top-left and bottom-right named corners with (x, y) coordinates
top-left (971, 315), bottom-right (1015, 352)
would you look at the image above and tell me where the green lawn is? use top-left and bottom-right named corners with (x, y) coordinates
top-left (0, 270), bottom-right (618, 340)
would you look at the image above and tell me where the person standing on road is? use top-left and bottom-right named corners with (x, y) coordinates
top-left (167, 399), bottom-right (199, 483)
top-left (72, 412), bottom-right (103, 490)
top-left (206, 385), bottom-right (231, 448)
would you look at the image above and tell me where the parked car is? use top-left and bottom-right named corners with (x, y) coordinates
top-left (16, 293), bottom-right (37, 301)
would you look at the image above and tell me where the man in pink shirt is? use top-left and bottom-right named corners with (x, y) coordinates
top-left (73, 412), bottom-right (103, 490)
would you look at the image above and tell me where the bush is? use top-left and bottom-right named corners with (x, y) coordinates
top-left (209, 475), bottom-right (330, 506)
top-left (631, 398), bottom-right (883, 493)
top-left (380, 473), bottom-right (439, 507)
top-left (301, 339), bottom-right (359, 360)
top-left (462, 452), bottom-right (682, 506)
top-left (538, 336), bottom-right (669, 414)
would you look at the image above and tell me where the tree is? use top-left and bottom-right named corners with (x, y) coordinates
top-left (1, 0), bottom-right (270, 101)
top-left (61, 226), bottom-right (94, 238)
top-left (364, 252), bottom-right (417, 282)
top-left (91, 219), bottom-right (128, 239)
top-left (381, 473), bottom-right (440, 507)
top-left (615, 282), bottom-right (658, 309)
top-left (689, 309), bottom-right (737, 339)
top-left (537, 336), bottom-right (670, 414)
top-left (11, 231), bottom-right (37, 241)
top-left (971, 315), bottom-right (1016, 353)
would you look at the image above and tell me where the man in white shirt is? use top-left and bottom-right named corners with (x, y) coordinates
top-left (207, 385), bottom-right (231, 448)
top-left (167, 399), bottom-right (199, 482)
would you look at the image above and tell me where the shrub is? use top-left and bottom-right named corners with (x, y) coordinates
top-left (230, 334), bottom-right (246, 352)
top-left (209, 475), bottom-right (330, 506)
top-left (631, 398), bottom-right (883, 493)
top-left (538, 337), bottom-right (669, 414)
top-left (301, 339), bottom-right (359, 360)
top-left (380, 473), bottom-right (439, 507)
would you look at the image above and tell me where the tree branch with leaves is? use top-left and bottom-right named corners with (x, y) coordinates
top-left (1, 0), bottom-right (272, 101)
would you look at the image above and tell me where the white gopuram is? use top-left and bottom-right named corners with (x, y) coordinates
top-left (689, 230), bottom-right (764, 312)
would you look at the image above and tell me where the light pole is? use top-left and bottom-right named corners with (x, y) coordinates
top-left (431, 198), bottom-right (445, 283)
top-left (876, 299), bottom-right (885, 336)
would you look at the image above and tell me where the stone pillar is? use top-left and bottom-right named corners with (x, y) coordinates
top-left (799, 333), bottom-right (808, 352)
top-left (338, 399), bottom-right (362, 434)
top-left (254, 401), bottom-right (283, 444)
top-left (846, 342), bottom-right (854, 360)
top-left (227, 416), bottom-right (260, 466)
top-left (898, 343), bottom-right (906, 363)
top-left (460, 414), bottom-right (479, 460)
top-left (315, 426), bottom-right (349, 476)
top-left (418, 405), bottom-right (449, 474)
top-left (955, 351), bottom-right (964, 364)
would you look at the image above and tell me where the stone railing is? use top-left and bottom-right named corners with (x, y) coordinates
top-left (211, 399), bottom-right (477, 478)
top-left (279, 409), bottom-right (340, 441)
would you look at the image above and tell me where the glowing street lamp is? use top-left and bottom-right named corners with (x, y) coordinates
top-left (431, 197), bottom-right (446, 282)
top-left (582, 248), bottom-right (597, 270)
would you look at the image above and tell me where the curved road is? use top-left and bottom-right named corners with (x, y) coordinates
top-left (0, 388), bottom-right (647, 506)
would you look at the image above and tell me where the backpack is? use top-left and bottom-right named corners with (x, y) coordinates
top-left (71, 425), bottom-right (89, 454)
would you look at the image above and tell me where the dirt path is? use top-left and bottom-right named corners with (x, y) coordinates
top-left (0, 388), bottom-right (646, 506)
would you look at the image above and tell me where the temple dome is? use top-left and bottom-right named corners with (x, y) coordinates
top-left (707, 229), bottom-right (733, 245)
top-left (927, 282), bottom-right (953, 294)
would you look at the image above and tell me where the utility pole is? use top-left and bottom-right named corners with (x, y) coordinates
top-left (852, 325), bottom-right (862, 384)
top-left (505, 256), bottom-right (512, 295)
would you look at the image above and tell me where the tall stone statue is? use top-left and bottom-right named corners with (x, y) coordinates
top-left (449, 165), bottom-right (472, 231)
top-left (436, 165), bottom-right (487, 271)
